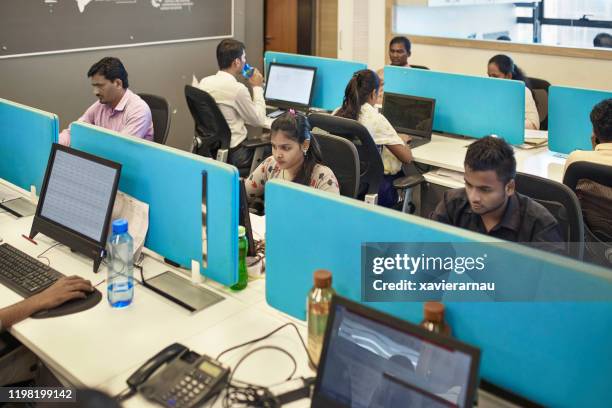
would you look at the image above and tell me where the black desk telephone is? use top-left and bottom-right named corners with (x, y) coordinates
top-left (126, 343), bottom-right (230, 408)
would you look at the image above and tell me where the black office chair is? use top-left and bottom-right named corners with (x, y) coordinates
top-left (563, 161), bottom-right (612, 267)
top-left (184, 85), bottom-right (231, 163)
top-left (138, 93), bottom-right (171, 145)
top-left (308, 113), bottom-right (383, 204)
top-left (312, 132), bottom-right (359, 198)
top-left (515, 172), bottom-right (584, 259)
top-left (410, 65), bottom-right (430, 70)
top-left (393, 163), bottom-right (426, 214)
top-left (527, 77), bottom-right (551, 131)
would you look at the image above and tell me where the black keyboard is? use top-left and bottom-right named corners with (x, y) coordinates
top-left (0, 243), bottom-right (64, 298)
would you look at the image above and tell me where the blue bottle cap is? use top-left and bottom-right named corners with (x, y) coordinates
top-left (242, 63), bottom-right (254, 79)
top-left (112, 218), bottom-right (128, 234)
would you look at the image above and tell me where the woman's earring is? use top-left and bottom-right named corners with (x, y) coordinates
top-left (303, 149), bottom-right (307, 157)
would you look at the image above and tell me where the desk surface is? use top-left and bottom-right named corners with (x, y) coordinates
top-left (412, 134), bottom-right (567, 187)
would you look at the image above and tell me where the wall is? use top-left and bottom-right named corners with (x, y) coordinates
top-left (315, 0), bottom-right (338, 58)
top-left (0, 0), bottom-right (264, 152)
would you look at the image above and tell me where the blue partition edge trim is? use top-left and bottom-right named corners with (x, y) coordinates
top-left (0, 98), bottom-right (58, 192)
top-left (265, 180), bottom-right (612, 408)
top-left (71, 123), bottom-right (239, 286)
top-left (384, 66), bottom-right (525, 145)
top-left (264, 51), bottom-right (367, 111)
top-left (548, 85), bottom-right (612, 154)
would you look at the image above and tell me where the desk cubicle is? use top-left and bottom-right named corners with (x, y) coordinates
top-left (263, 52), bottom-right (366, 111)
top-left (265, 180), bottom-right (612, 408)
top-left (383, 66), bottom-right (525, 145)
top-left (548, 85), bottom-right (612, 154)
top-left (0, 98), bottom-right (58, 193)
top-left (70, 123), bottom-right (240, 286)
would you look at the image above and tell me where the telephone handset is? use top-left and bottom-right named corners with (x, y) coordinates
top-left (126, 343), bottom-right (230, 408)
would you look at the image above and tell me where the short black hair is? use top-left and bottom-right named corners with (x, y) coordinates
top-left (591, 99), bottom-right (612, 143)
top-left (216, 39), bottom-right (245, 70)
top-left (593, 33), bottom-right (612, 48)
top-left (87, 57), bottom-right (129, 88)
top-left (389, 36), bottom-right (411, 53)
top-left (465, 136), bottom-right (516, 184)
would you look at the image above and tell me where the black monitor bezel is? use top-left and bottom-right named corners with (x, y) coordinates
top-left (264, 62), bottom-right (317, 111)
top-left (382, 92), bottom-right (436, 139)
top-left (312, 295), bottom-right (481, 408)
top-left (30, 143), bottom-right (121, 272)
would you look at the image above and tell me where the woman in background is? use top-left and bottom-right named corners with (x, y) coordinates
top-left (487, 54), bottom-right (540, 130)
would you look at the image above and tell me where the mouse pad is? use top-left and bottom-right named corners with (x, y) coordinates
top-left (31, 288), bottom-right (103, 319)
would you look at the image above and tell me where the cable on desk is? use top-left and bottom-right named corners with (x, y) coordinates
top-left (114, 386), bottom-right (136, 402)
top-left (36, 243), bottom-right (62, 266)
top-left (216, 322), bottom-right (315, 369)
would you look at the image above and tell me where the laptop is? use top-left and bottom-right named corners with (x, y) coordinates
top-left (312, 296), bottom-right (481, 408)
top-left (264, 62), bottom-right (317, 117)
top-left (382, 92), bottom-right (436, 149)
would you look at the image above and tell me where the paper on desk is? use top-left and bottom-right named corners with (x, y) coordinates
top-left (524, 129), bottom-right (548, 140)
top-left (433, 168), bottom-right (465, 183)
top-left (110, 191), bottom-right (149, 261)
top-left (0, 183), bottom-right (20, 203)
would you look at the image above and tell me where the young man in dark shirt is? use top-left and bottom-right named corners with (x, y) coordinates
top-left (430, 136), bottom-right (564, 250)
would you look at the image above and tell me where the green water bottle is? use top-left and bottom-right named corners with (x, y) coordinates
top-left (230, 225), bottom-right (248, 291)
top-left (307, 269), bottom-right (335, 369)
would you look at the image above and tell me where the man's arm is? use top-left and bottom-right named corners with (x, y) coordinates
top-left (0, 276), bottom-right (93, 329)
top-left (121, 101), bottom-right (153, 141)
top-left (235, 69), bottom-right (267, 127)
top-left (58, 103), bottom-right (99, 146)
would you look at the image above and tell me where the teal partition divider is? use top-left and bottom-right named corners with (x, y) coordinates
top-left (264, 52), bottom-right (366, 111)
top-left (0, 98), bottom-right (58, 192)
top-left (548, 85), bottom-right (612, 154)
top-left (71, 123), bottom-right (239, 286)
top-left (265, 180), bottom-right (612, 408)
top-left (384, 66), bottom-right (525, 145)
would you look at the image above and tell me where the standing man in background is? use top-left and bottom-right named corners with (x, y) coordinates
top-left (377, 36), bottom-right (413, 104)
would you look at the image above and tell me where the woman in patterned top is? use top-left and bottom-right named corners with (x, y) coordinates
top-left (245, 111), bottom-right (340, 203)
top-left (335, 69), bottom-right (413, 208)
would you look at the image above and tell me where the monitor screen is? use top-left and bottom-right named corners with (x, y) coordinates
top-left (264, 62), bottom-right (317, 109)
top-left (315, 298), bottom-right (479, 408)
top-left (38, 145), bottom-right (120, 243)
top-left (382, 93), bottom-right (436, 138)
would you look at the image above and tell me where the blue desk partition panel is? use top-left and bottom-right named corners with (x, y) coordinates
top-left (265, 180), bottom-right (612, 408)
top-left (71, 123), bottom-right (239, 286)
top-left (0, 98), bottom-right (58, 192)
top-left (384, 66), bottom-right (525, 145)
top-left (264, 52), bottom-right (366, 111)
top-left (548, 85), bottom-right (612, 154)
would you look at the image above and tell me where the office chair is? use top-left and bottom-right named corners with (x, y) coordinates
top-left (515, 172), bottom-right (584, 259)
top-left (308, 113), bottom-right (383, 204)
top-left (527, 77), bottom-right (551, 131)
top-left (138, 93), bottom-right (171, 145)
top-left (563, 161), bottom-right (612, 267)
top-left (393, 163), bottom-right (426, 214)
top-left (184, 85), bottom-right (231, 163)
top-left (312, 133), bottom-right (359, 198)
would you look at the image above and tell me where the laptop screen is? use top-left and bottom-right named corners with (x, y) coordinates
top-left (265, 62), bottom-right (317, 110)
top-left (382, 92), bottom-right (436, 138)
top-left (313, 297), bottom-right (480, 408)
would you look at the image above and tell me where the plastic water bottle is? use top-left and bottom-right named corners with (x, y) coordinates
top-left (230, 225), bottom-right (248, 291)
top-left (307, 269), bottom-right (335, 369)
top-left (242, 63), bottom-right (255, 79)
top-left (107, 219), bottom-right (134, 308)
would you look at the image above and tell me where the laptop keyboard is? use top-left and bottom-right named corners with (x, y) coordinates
top-left (0, 243), bottom-right (64, 298)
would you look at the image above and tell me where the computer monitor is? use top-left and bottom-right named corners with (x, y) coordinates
top-left (382, 92), bottom-right (436, 138)
top-left (30, 143), bottom-right (121, 273)
top-left (312, 296), bottom-right (480, 408)
top-left (264, 62), bottom-right (317, 111)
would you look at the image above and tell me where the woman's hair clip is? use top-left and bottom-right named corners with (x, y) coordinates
top-left (288, 108), bottom-right (297, 117)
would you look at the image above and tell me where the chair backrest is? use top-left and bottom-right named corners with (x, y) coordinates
top-left (312, 133), bottom-right (359, 198)
top-left (138, 93), bottom-right (171, 145)
top-left (563, 161), bottom-right (612, 265)
top-left (515, 172), bottom-right (584, 259)
top-left (527, 77), bottom-right (551, 130)
top-left (184, 85), bottom-right (231, 160)
top-left (308, 113), bottom-right (384, 202)
top-left (410, 64), bottom-right (430, 70)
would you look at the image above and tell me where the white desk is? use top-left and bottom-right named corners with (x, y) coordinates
top-left (412, 134), bottom-right (567, 188)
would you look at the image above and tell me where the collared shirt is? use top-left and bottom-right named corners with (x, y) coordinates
top-left (564, 142), bottom-right (612, 172)
top-left (430, 188), bottom-right (564, 251)
top-left (198, 71), bottom-right (266, 149)
top-left (59, 89), bottom-right (153, 146)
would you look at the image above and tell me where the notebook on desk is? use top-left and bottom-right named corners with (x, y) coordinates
top-left (312, 296), bottom-right (480, 408)
top-left (382, 93), bottom-right (436, 149)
